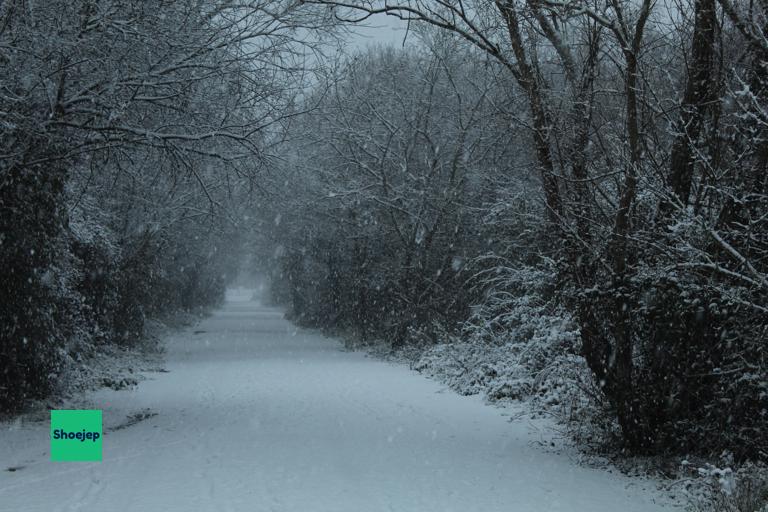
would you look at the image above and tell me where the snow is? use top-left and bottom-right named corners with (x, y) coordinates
top-left (1, 290), bottom-right (671, 511)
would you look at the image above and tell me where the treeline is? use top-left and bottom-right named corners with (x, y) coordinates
top-left (263, 1), bottom-right (768, 460)
top-left (0, 1), bottom-right (331, 411)
top-left (265, 44), bottom-right (528, 341)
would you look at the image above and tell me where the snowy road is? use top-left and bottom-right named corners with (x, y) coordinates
top-left (1, 291), bottom-right (672, 512)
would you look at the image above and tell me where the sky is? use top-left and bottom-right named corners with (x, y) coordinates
top-left (345, 12), bottom-right (412, 50)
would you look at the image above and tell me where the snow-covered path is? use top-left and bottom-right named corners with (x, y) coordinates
top-left (1, 291), bottom-right (671, 512)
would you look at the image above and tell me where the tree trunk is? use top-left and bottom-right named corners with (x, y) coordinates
top-left (496, 0), bottom-right (562, 222)
top-left (665, 0), bottom-right (718, 207)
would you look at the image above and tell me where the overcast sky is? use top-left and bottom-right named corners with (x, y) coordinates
top-left (344, 12), bottom-right (412, 50)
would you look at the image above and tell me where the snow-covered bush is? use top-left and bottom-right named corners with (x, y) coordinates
top-left (413, 259), bottom-right (585, 408)
top-left (688, 461), bottom-right (768, 512)
top-left (0, 157), bottom-right (74, 410)
top-left (571, 198), bottom-right (768, 458)
top-left (413, 339), bottom-right (538, 400)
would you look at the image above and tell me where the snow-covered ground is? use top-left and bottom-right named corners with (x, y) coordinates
top-left (0, 290), bottom-right (673, 511)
